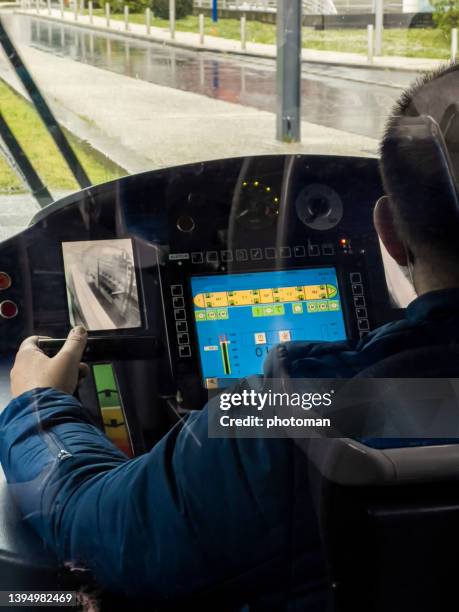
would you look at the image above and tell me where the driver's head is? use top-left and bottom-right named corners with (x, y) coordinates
top-left (376, 63), bottom-right (459, 294)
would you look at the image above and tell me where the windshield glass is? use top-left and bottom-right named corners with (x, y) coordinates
top-left (0, 0), bottom-right (446, 239)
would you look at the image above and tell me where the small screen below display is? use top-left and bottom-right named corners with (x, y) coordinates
top-left (191, 267), bottom-right (347, 388)
top-left (62, 238), bottom-right (141, 331)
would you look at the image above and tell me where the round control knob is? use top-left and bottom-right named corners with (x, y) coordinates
top-left (295, 184), bottom-right (343, 231)
top-left (0, 300), bottom-right (18, 319)
top-left (177, 215), bottom-right (195, 233)
top-left (0, 272), bottom-right (11, 290)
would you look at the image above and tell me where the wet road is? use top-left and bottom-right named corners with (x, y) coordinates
top-left (5, 13), bottom-right (420, 139)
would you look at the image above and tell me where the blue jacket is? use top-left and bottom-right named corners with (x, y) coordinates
top-left (1, 289), bottom-right (459, 608)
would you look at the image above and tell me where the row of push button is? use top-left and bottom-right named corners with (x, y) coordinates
top-left (350, 273), bottom-right (369, 335)
top-left (0, 272), bottom-right (18, 319)
top-left (170, 284), bottom-right (191, 357)
top-left (190, 244), bottom-right (335, 265)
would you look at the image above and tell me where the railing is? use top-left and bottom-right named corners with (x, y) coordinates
top-left (192, 0), bottom-right (406, 14)
top-left (194, 0), bottom-right (338, 15)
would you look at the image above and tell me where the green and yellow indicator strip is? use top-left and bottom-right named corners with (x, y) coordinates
top-left (219, 336), bottom-right (231, 375)
top-left (92, 363), bottom-right (133, 458)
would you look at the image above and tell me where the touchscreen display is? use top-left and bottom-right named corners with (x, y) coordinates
top-left (191, 267), bottom-right (346, 388)
top-left (62, 238), bottom-right (141, 331)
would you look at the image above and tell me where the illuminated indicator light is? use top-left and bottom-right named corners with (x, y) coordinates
top-left (0, 272), bottom-right (11, 290)
top-left (217, 308), bottom-right (229, 320)
top-left (340, 239), bottom-right (348, 245)
top-left (243, 181), bottom-right (248, 187)
top-left (266, 187), bottom-right (271, 192)
top-left (0, 300), bottom-right (18, 319)
top-left (274, 197), bottom-right (279, 203)
top-left (206, 378), bottom-right (218, 389)
top-left (278, 330), bottom-right (291, 342)
top-left (253, 181), bottom-right (259, 187)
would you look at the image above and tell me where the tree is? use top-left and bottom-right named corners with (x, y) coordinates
top-left (151, 0), bottom-right (193, 19)
top-left (98, 0), bottom-right (150, 12)
top-left (432, 0), bottom-right (459, 31)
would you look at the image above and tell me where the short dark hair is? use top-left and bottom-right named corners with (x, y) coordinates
top-left (380, 63), bottom-right (459, 258)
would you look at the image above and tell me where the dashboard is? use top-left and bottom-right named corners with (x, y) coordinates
top-left (0, 154), bottom-right (400, 454)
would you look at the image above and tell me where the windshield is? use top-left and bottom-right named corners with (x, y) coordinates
top-left (0, 0), bottom-right (445, 240)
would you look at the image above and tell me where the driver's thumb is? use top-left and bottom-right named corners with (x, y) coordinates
top-left (56, 326), bottom-right (88, 367)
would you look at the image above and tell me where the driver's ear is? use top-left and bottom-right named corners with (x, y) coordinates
top-left (373, 195), bottom-right (408, 266)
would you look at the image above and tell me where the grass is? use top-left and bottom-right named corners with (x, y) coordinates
top-left (91, 11), bottom-right (452, 59)
top-left (0, 79), bottom-right (126, 193)
top-left (302, 27), bottom-right (451, 59)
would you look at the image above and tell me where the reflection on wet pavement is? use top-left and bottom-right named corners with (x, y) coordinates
top-left (9, 14), bottom-right (420, 139)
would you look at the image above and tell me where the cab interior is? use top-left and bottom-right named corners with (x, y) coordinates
top-left (1, 152), bottom-right (459, 611)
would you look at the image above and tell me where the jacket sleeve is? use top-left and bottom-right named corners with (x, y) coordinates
top-left (0, 387), bottom-right (293, 600)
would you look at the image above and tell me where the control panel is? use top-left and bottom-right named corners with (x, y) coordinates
top-left (0, 154), bottom-right (397, 451)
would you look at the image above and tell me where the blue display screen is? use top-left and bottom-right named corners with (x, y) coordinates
top-left (191, 267), bottom-right (347, 388)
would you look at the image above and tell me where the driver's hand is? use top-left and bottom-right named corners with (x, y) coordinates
top-left (10, 326), bottom-right (89, 398)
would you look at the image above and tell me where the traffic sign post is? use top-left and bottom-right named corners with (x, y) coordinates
top-left (276, 0), bottom-right (301, 142)
top-left (374, 0), bottom-right (383, 56)
top-left (170, 0), bottom-right (175, 39)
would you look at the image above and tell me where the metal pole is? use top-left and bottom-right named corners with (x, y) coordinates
top-left (367, 23), bottom-right (374, 64)
top-left (240, 13), bottom-right (246, 50)
top-left (47, 0), bottom-right (51, 15)
top-left (374, 0), bottom-right (383, 56)
top-left (105, 2), bottom-right (110, 27)
top-left (74, 0), bottom-right (78, 20)
top-left (124, 5), bottom-right (129, 30)
top-left (452, 27), bottom-right (458, 62)
top-left (212, 0), bottom-right (218, 22)
top-left (199, 13), bottom-right (205, 44)
top-left (0, 18), bottom-right (91, 188)
top-left (199, 55), bottom-right (204, 87)
top-left (89, 0), bottom-right (93, 23)
top-left (146, 7), bottom-right (151, 34)
top-left (276, 0), bottom-right (301, 142)
top-left (170, 0), bottom-right (175, 39)
top-left (60, 0), bottom-right (64, 18)
top-left (0, 112), bottom-right (53, 208)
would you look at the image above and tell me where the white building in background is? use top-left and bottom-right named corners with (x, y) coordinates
top-left (402, 0), bottom-right (433, 11)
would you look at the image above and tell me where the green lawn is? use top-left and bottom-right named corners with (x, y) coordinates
top-left (91, 11), bottom-right (452, 59)
top-left (0, 79), bottom-right (126, 193)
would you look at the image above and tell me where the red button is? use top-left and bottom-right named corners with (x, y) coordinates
top-left (0, 300), bottom-right (18, 319)
top-left (0, 272), bottom-right (11, 290)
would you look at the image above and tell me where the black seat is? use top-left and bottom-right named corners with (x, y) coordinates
top-left (308, 344), bottom-right (459, 612)
top-left (0, 472), bottom-right (82, 598)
